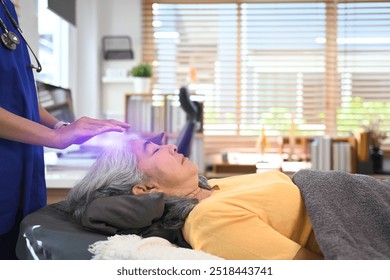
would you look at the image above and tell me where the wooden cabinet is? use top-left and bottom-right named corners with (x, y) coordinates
top-left (47, 188), bottom-right (70, 205)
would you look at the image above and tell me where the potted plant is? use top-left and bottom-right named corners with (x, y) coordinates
top-left (363, 120), bottom-right (387, 172)
top-left (131, 62), bottom-right (152, 93)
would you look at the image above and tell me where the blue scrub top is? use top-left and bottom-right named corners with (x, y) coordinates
top-left (0, 0), bottom-right (46, 234)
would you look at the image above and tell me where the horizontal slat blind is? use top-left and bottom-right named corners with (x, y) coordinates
top-left (142, 0), bottom-right (390, 141)
top-left (143, 1), bottom-right (240, 139)
top-left (336, 1), bottom-right (390, 136)
top-left (239, 2), bottom-right (328, 137)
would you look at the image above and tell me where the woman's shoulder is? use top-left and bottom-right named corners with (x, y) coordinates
top-left (207, 170), bottom-right (291, 188)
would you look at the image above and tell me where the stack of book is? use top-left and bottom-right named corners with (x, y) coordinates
top-left (311, 136), bottom-right (352, 172)
top-left (125, 96), bottom-right (165, 133)
top-left (165, 97), bottom-right (187, 133)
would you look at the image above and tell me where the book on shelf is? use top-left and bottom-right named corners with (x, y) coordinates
top-left (126, 98), bottom-right (153, 132)
top-left (311, 136), bottom-right (331, 171)
top-left (125, 93), bottom-right (203, 135)
top-left (151, 104), bottom-right (165, 133)
top-left (126, 95), bottom-right (166, 133)
top-left (165, 98), bottom-right (187, 133)
top-left (332, 142), bottom-right (352, 172)
top-left (311, 136), bottom-right (352, 172)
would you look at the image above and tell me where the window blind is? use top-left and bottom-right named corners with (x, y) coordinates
top-left (142, 0), bottom-right (390, 146)
top-left (337, 1), bottom-right (390, 137)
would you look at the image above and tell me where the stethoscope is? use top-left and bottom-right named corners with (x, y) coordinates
top-left (0, 0), bottom-right (42, 72)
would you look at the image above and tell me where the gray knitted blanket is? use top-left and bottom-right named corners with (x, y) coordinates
top-left (292, 169), bottom-right (390, 259)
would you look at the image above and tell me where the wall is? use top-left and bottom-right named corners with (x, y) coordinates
top-left (76, 0), bottom-right (142, 119)
top-left (17, 0), bottom-right (38, 52)
top-left (75, 0), bottom-right (100, 118)
top-left (17, 0), bottom-right (39, 78)
top-left (15, 0), bottom-right (142, 119)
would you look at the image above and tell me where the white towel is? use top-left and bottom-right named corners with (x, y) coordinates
top-left (89, 234), bottom-right (223, 260)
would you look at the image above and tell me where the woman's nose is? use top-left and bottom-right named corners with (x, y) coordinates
top-left (167, 144), bottom-right (178, 154)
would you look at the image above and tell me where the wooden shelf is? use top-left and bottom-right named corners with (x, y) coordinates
top-left (211, 163), bottom-right (257, 174)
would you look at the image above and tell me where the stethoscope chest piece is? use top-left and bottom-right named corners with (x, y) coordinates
top-left (1, 30), bottom-right (19, 50)
top-left (1, 0), bottom-right (42, 72)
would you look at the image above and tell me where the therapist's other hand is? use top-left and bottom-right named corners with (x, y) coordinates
top-left (52, 117), bottom-right (130, 149)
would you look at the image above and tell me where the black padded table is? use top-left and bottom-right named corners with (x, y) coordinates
top-left (16, 201), bottom-right (107, 260)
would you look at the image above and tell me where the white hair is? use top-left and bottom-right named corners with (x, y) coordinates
top-left (64, 135), bottom-right (148, 222)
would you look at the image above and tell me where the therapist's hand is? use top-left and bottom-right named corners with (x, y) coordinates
top-left (52, 117), bottom-right (131, 149)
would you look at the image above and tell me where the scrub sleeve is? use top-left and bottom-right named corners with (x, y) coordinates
top-left (0, 0), bottom-right (46, 259)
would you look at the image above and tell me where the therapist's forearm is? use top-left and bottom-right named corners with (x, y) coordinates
top-left (39, 104), bottom-right (60, 128)
top-left (0, 107), bottom-right (58, 147)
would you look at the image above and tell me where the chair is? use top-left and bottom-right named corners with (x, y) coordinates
top-left (175, 86), bottom-right (201, 157)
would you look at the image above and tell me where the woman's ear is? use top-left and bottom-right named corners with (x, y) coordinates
top-left (132, 184), bottom-right (162, 195)
top-left (132, 184), bottom-right (149, 195)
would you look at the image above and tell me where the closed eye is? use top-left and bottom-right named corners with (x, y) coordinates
top-left (152, 148), bottom-right (160, 155)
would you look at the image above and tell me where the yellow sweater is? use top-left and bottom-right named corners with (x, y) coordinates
top-left (183, 171), bottom-right (321, 260)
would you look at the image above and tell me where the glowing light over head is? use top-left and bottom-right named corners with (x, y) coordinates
top-left (80, 132), bottom-right (166, 161)
top-left (147, 132), bottom-right (165, 145)
top-left (82, 131), bottom-right (136, 148)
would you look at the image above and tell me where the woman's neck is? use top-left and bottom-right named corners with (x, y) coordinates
top-left (192, 188), bottom-right (213, 200)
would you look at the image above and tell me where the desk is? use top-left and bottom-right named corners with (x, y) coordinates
top-left (45, 156), bottom-right (94, 204)
top-left (46, 168), bottom-right (89, 204)
top-left (206, 160), bottom-right (390, 180)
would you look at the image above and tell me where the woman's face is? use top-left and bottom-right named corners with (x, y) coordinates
top-left (131, 139), bottom-right (199, 196)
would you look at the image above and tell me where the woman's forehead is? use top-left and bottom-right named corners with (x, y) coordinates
top-left (130, 139), bottom-right (160, 156)
top-left (124, 132), bottom-right (164, 144)
top-left (121, 133), bottom-right (165, 156)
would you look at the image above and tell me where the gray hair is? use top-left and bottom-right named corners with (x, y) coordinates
top-left (64, 136), bottom-right (148, 222)
top-left (64, 135), bottom-right (211, 227)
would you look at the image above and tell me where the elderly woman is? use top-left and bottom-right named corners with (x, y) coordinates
top-left (64, 133), bottom-right (323, 260)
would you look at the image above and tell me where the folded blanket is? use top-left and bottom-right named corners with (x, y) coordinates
top-left (89, 234), bottom-right (223, 260)
top-left (292, 169), bottom-right (390, 259)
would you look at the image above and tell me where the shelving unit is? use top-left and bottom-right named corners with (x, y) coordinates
top-left (124, 93), bottom-right (205, 173)
top-left (101, 59), bottom-right (136, 121)
top-left (102, 76), bottom-right (134, 83)
top-left (280, 135), bottom-right (357, 173)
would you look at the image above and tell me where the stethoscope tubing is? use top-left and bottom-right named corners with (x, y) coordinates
top-left (0, 0), bottom-right (42, 72)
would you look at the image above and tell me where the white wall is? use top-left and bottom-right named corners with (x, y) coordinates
top-left (75, 0), bottom-right (100, 118)
top-left (76, 0), bottom-right (142, 119)
top-left (77, 0), bottom-right (143, 119)
top-left (16, 0), bottom-right (142, 119)
top-left (17, 0), bottom-right (39, 79)
top-left (17, 0), bottom-right (38, 51)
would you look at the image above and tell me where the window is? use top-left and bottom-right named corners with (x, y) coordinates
top-left (37, 0), bottom-right (70, 88)
top-left (337, 2), bottom-right (390, 136)
top-left (142, 0), bottom-right (390, 144)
